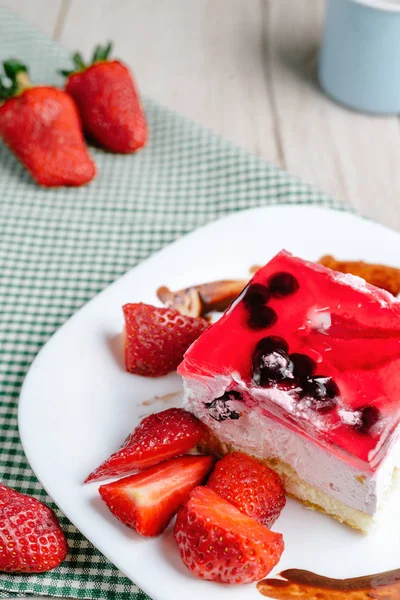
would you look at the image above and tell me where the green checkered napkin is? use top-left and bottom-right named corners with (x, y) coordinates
top-left (0, 6), bottom-right (346, 599)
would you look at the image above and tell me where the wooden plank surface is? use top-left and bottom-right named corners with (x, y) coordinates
top-left (2, 0), bottom-right (400, 230)
top-left (0, 0), bottom-right (63, 36)
top-left (265, 0), bottom-right (400, 229)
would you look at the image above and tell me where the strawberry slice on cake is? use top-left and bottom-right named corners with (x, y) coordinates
top-left (178, 250), bottom-right (400, 532)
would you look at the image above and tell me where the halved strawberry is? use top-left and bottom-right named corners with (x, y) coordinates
top-left (99, 455), bottom-right (214, 536)
top-left (174, 486), bottom-right (284, 584)
top-left (207, 452), bottom-right (286, 527)
top-left (85, 408), bottom-right (205, 482)
top-left (123, 303), bottom-right (209, 377)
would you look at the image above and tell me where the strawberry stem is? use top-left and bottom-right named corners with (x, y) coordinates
top-left (15, 70), bottom-right (31, 92)
top-left (72, 53), bottom-right (86, 71)
top-left (0, 59), bottom-right (31, 100)
top-left (92, 42), bottom-right (113, 63)
top-left (59, 42), bottom-right (113, 78)
top-left (91, 45), bottom-right (103, 63)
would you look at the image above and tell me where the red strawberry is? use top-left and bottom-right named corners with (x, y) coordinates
top-left (62, 43), bottom-right (147, 154)
top-left (99, 455), bottom-right (214, 536)
top-left (0, 484), bottom-right (68, 572)
top-left (207, 452), bottom-right (286, 527)
top-left (174, 487), bottom-right (284, 584)
top-left (0, 59), bottom-right (96, 187)
top-left (123, 303), bottom-right (209, 377)
top-left (85, 408), bottom-right (205, 482)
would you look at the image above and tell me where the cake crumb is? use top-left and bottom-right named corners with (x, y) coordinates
top-left (142, 390), bottom-right (183, 406)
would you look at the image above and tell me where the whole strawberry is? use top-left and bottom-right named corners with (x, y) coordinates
top-left (207, 452), bottom-right (286, 527)
top-left (0, 484), bottom-right (68, 572)
top-left (174, 487), bottom-right (284, 584)
top-left (123, 303), bottom-right (209, 377)
top-left (85, 407), bottom-right (205, 482)
top-left (62, 43), bottom-right (147, 153)
top-left (0, 59), bottom-right (96, 187)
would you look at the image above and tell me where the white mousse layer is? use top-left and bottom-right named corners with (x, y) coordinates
top-left (183, 376), bottom-right (400, 516)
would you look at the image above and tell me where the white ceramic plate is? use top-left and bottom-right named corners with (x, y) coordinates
top-left (19, 206), bottom-right (400, 600)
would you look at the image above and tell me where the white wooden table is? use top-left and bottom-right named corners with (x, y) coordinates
top-left (2, 0), bottom-right (400, 231)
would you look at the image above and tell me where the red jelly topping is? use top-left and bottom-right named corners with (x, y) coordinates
top-left (178, 251), bottom-right (400, 471)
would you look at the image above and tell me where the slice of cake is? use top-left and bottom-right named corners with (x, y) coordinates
top-left (177, 250), bottom-right (400, 532)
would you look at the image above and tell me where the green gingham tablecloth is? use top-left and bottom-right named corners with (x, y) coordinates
top-left (0, 6), bottom-right (346, 599)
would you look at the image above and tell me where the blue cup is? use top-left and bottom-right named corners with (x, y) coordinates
top-left (318, 0), bottom-right (400, 114)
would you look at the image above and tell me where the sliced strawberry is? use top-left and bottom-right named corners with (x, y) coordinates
top-left (99, 455), bottom-right (214, 536)
top-left (174, 486), bottom-right (284, 584)
top-left (0, 484), bottom-right (68, 573)
top-left (123, 303), bottom-right (209, 377)
top-left (85, 408), bottom-right (205, 482)
top-left (207, 452), bottom-right (286, 527)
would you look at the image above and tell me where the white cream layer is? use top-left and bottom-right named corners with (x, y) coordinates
top-left (183, 375), bottom-right (400, 516)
